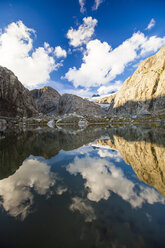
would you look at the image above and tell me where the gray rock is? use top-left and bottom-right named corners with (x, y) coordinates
top-left (78, 119), bottom-right (88, 128)
top-left (56, 113), bottom-right (84, 125)
top-left (0, 119), bottom-right (7, 131)
top-left (138, 109), bottom-right (151, 116)
top-left (30, 86), bottom-right (61, 115)
top-left (0, 66), bottom-right (38, 117)
top-left (58, 94), bottom-right (105, 116)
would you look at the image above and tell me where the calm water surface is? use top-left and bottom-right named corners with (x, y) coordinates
top-left (0, 126), bottom-right (165, 248)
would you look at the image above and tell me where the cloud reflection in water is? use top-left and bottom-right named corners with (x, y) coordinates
top-left (67, 154), bottom-right (165, 207)
top-left (70, 197), bottom-right (96, 222)
top-left (0, 159), bottom-right (59, 219)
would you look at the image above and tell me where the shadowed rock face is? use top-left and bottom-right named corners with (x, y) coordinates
top-left (31, 88), bottom-right (105, 116)
top-left (0, 66), bottom-right (38, 117)
top-left (30, 86), bottom-right (61, 115)
top-left (58, 93), bottom-right (105, 116)
top-left (98, 46), bottom-right (165, 116)
top-left (97, 127), bottom-right (165, 196)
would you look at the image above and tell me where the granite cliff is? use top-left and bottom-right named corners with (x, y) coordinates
top-left (98, 46), bottom-right (165, 116)
top-left (31, 88), bottom-right (105, 116)
top-left (0, 66), bottom-right (38, 117)
top-left (0, 65), bottom-right (104, 118)
top-left (97, 127), bottom-right (165, 196)
top-left (30, 86), bottom-right (61, 115)
top-left (58, 93), bottom-right (104, 116)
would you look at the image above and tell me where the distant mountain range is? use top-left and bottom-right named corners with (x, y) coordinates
top-left (0, 67), bottom-right (104, 117)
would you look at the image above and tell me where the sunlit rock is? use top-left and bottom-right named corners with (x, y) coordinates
top-left (97, 128), bottom-right (165, 196)
top-left (98, 46), bottom-right (165, 116)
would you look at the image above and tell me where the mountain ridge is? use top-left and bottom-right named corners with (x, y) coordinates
top-left (97, 46), bottom-right (165, 116)
top-left (1, 45), bottom-right (165, 118)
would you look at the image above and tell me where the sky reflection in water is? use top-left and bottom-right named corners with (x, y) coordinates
top-left (0, 127), bottom-right (165, 248)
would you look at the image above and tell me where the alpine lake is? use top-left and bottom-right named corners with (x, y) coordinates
top-left (0, 124), bottom-right (165, 248)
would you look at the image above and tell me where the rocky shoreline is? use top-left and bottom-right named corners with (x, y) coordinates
top-left (0, 112), bottom-right (165, 131)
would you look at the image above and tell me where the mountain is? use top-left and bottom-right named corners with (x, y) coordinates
top-left (0, 66), bottom-right (38, 117)
top-left (58, 93), bottom-right (105, 116)
top-left (92, 94), bottom-right (100, 97)
top-left (30, 86), bottom-right (61, 115)
top-left (31, 88), bottom-right (105, 116)
top-left (0, 65), bottom-right (104, 118)
top-left (97, 46), bottom-right (165, 116)
top-left (97, 93), bottom-right (116, 104)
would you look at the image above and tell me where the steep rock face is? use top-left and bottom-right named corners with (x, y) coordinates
top-left (97, 128), bottom-right (165, 196)
top-left (0, 66), bottom-right (38, 117)
top-left (30, 86), bottom-right (61, 115)
top-left (98, 46), bottom-right (165, 115)
top-left (97, 93), bottom-right (116, 104)
top-left (58, 94), bottom-right (105, 116)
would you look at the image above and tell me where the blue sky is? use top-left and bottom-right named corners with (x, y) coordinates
top-left (0, 0), bottom-right (165, 97)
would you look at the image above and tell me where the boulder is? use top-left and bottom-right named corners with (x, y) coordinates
top-left (56, 113), bottom-right (85, 125)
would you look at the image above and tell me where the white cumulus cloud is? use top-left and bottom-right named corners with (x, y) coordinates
top-left (140, 35), bottom-right (165, 56)
top-left (92, 0), bottom-right (103, 10)
top-left (54, 46), bottom-right (67, 58)
top-left (145, 18), bottom-right (156, 30)
top-left (98, 148), bottom-right (122, 162)
top-left (0, 21), bottom-right (63, 88)
top-left (65, 31), bottom-right (165, 88)
top-left (66, 17), bottom-right (98, 47)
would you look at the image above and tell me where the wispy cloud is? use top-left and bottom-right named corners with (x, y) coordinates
top-left (145, 18), bottom-right (156, 30)
top-left (79, 0), bottom-right (103, 13)
top-left (70, 197), bottom-right (96, 222)
top-left (92, 0), bottom-right (103, 11)
top-left (79, 0), bottom-right (86, 13)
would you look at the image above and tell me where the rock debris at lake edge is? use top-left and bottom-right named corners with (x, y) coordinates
top-left (1, 46), bottom-right (165, 128)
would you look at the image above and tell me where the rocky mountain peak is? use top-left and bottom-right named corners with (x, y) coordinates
top-left (97, 45), bottom-right (165, 116)
top-left (0, 66), bottom-right (38, 117)
top-left (58, 93), bottom-right (105, 116)
top-left (30, 86), bottom-right (61, 115)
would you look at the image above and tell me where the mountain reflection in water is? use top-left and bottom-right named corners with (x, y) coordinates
top-left (0, 126), bottom-right (165, 248)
